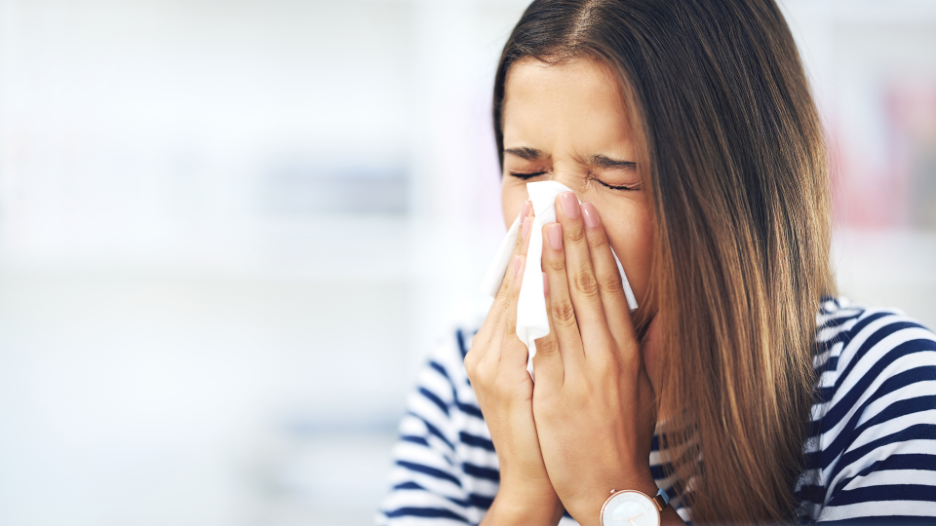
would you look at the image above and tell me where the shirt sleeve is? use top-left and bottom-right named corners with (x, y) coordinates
top-left (815, 311), bottom-right (936, 523)
top-left (377, 326), bottom-right (498, 526)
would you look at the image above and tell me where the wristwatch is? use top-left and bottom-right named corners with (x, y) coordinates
top-left (599, 487), bottom-right (670, 526)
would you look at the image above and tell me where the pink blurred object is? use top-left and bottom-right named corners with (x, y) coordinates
top-left (830, 81), bottom-right (936, 230)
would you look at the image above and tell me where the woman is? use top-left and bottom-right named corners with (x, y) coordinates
top-left (379, 0), bottom-right (936, 524)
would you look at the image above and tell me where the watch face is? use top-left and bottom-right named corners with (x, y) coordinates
top-left (601, 491), bottom-right (660, 526)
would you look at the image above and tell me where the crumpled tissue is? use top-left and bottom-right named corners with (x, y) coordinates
top-left (480, 181), bottom-right (638, 380)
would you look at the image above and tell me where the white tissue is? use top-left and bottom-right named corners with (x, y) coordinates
top-left (480, 181), bottom-right (638, 380)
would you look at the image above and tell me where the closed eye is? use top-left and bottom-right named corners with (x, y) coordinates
top-left (509, 171), bottom-right (546, 180)
top-left (509, 171), bottom-right (639, 190)
top-left (595, 178), bottom-right (641, 191)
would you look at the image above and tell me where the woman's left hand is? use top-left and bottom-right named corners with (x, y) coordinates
top-left (531, 193), bottom-right (659, 525)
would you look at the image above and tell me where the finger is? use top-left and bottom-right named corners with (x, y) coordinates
top-left (554, 192), bottom-right (613, 356)
top-left (501, 202), bottom-right (537, 369)
top-left (473, 199), bottom-right (532, 362)
top-left (501, 254), bottom-right (528, 369)
top-left (532, 271), bottom-right (564, 386)
top-left (490, 199), bottom-right (532, 314)
top-left (541, 221), bottom-right (585, 374)
top-left (504, 200), bottom-right (536, 317)
top-left (580, 201), bottom-right (636, 345)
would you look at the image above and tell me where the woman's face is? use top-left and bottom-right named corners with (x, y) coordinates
top-left (500, 56), bottom-right (655, 316)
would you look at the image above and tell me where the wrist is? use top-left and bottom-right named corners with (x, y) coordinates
top-left (564, 472), bottom-right (659, 526)
top-left (483, 482), bottom-right (563, 526)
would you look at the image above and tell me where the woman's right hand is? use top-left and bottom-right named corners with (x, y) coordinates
top-left (465, 200), bottom-right (564, 526)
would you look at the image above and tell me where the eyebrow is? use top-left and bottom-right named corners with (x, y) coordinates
top-left (504, 147), bottom-right (547, 161)
top-left (505, 148), bottom-right (637, 170)
top-left (585, 154), bottom-right (637, 170)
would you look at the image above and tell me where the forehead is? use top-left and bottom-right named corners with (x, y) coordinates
top-left (501, 56), bottom-right (634, 153)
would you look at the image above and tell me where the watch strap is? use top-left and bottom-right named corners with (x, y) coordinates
top-left (652, 488), bottom-right (670, 511)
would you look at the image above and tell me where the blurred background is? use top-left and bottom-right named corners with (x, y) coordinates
top-left (0, 0), bottom-right (933, 525)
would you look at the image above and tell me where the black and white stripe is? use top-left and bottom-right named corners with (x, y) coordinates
top-left (378, 298), bottom-right (936, 525)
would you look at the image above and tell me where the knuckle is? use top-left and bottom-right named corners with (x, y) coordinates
top-left (553, 299), bottom-right (577, 326)
top-left (503, 314), bottom-right (517, 336)
top-left (468, 357), bottom-right (494, 388)
top-left (588, 231), bottom-right (610, 250)
top-left (620, 343), bottom-right (641, 368)
top-left (464, 347), bottom-right (481, 375)
top-left (566, 223), bottom-right (586, 243)
top-left (536, 335), bottom-right (559, 357)
top-left (572, 270), bottom-right (600, 297)
top-left (496, 275), bottom-right (511, 299)
top-left (464, 358), bottom-right (478, 381)
top-left (504, 285), bottom-right (519, 312)
top-left (597, 272), bottom-right (624, 294)
top-left (510, 273), bottom-right (523, 300)
top-left (589, 351), bottom-right (616, 373)
top-left (546, 256), bottom-right (565, 273)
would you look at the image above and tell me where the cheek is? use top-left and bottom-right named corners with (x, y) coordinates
top-left (500, 179), bottom-right (528, 229)
top-left (604, 206), bottom-right (654, 306)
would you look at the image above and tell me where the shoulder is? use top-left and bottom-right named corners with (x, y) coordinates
top-left (397, 321), bottom-right (489, 456)
top-left (414, 323), bottom-right (486, 431)
top-left (426, 324), bottom-right (478, 386)
top-left (378, 322), bottom-right (501, 526)
top-left (804, 297), bottom-right (936, 522)
top-left (814, 297), bottom-right (936, 413)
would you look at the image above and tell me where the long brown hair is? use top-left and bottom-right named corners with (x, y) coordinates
top-left (493, 0), bottom-right (836, 523)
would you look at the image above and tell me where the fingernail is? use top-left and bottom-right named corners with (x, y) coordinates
top-left (542, 272), bottom-right (549, 295)
top-left (521, 199), bottom-right (532, 219)
top-left (559, 192), bottom-right (579, 219)
top-left (582, 202), bottom-right (600, 228)
top-left (547, 223), bottom-right (563, 250)
top-left (522, 216), bottom-right (532, 241)
top-left (514, 255), bottom-right (523, 276)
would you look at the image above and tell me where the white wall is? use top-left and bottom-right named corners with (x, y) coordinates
top-left (0, 1), bottom-right (932, 525)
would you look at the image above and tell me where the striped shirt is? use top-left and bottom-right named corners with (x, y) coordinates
top-left (377, 297), bottom-right (936, 524)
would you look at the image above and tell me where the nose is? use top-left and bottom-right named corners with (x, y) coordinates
top-left (547, 169), bottom-right (565, 185)
top-left (547, 170), bottom-right (586, 200)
